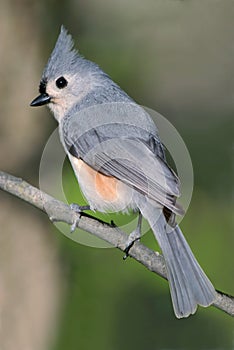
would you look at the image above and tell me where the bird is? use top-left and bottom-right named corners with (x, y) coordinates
top-left (30, 26), bottom-right (216, 318)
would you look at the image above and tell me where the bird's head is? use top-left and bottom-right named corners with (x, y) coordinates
top-left (30, 26), bottom-right (102, 121)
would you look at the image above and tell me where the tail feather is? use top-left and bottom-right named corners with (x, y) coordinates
top-left (163, 225), bottom-right (216, 317)
top-left (139, 202), bottom-right (216, 318)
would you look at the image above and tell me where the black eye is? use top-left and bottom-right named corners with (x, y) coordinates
top-left (55, 76), bottom-right (68, 89)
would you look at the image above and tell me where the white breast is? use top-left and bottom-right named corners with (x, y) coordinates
top-left (69, 154), bottom-right (137, 213)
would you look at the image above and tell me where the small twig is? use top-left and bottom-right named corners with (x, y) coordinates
top-left (0, 171), bottom-right (233, 317)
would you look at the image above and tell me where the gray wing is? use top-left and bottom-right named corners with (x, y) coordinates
top-left (65, 125), bottom-right (183, 215)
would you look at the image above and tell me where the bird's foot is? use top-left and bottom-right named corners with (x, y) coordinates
top-left (69, 203), bottom-right (91, 232)
top-left (123, 228), bottom-right (141, 260)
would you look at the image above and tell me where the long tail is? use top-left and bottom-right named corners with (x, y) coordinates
top-left (139, 201), bottom-right (216, 318)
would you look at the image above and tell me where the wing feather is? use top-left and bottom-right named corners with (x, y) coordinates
top-left (72, 137), bottom-right (183, 215)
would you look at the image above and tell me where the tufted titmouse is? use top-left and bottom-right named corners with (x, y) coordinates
top-left (30, 26), bottom-right (216, 318)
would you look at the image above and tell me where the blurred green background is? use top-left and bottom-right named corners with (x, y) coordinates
top-left (0, 1), bottom-right (233, 349)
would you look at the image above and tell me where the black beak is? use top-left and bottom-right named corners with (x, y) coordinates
top-left (30, 93), bottom-right (51, 107)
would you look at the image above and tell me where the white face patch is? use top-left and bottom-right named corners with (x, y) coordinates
top-left (46, 73), bottom-right (97, 122)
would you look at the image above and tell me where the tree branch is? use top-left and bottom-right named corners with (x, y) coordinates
top-left (0, 171), bottom-right (233, 317)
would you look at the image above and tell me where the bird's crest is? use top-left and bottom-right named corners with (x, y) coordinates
top-left (42, 26), bottom-right (81, 80)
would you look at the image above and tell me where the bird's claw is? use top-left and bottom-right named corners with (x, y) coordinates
top-left (123, 230), bottom-right (141, 260)
top-left (69, 203), bottom-right (91, 233)
top-left (70, 213), bottom-right (81, 233)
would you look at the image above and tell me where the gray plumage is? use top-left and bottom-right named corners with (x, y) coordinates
top-left (31, 26), bottom-right (216, 318)
top-left (138, 200), bottom-right (216, 317)
top-left (42, 26), bottom-right (101, 82)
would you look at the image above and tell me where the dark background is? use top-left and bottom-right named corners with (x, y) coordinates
top-left (0, 1), bottom-right (233, 349)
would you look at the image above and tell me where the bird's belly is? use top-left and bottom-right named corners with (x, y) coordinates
top-left (69, 155), bottom-right (137, 213)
